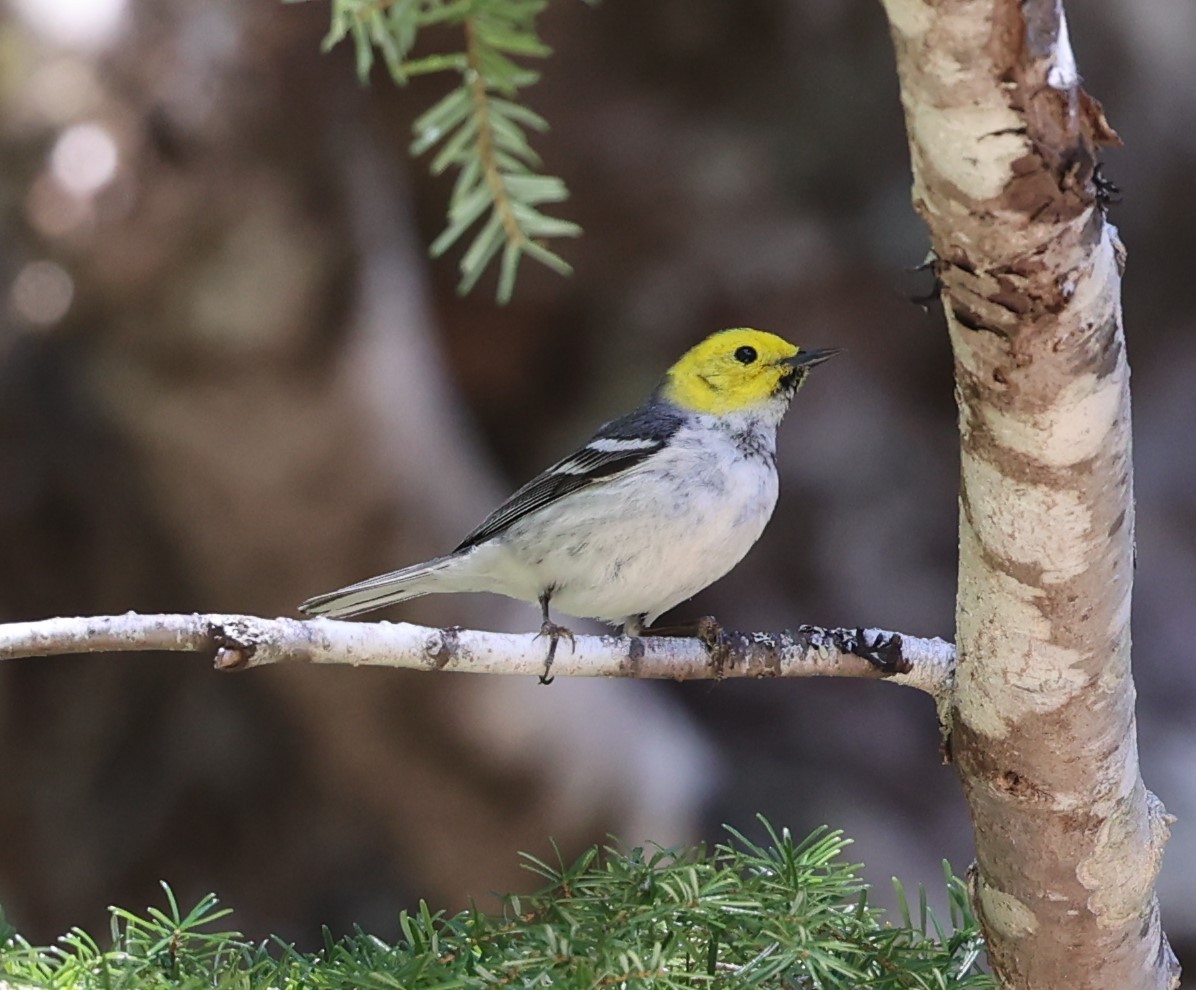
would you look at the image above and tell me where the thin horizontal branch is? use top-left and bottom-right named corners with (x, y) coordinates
top-left (0, 612), bottom-right (955, 698)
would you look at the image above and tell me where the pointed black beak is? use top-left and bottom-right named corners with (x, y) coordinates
top-left (783, 347), bottom-right (842, 369)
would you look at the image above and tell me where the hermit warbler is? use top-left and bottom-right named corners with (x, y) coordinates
top-left (299, 329), bottom-right (838, 678)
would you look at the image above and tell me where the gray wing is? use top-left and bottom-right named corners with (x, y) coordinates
top-left (454, 401), bottom-right (684, 552)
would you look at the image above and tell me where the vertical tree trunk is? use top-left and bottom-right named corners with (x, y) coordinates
top-left (878, 1), bottom-right (1179, 987)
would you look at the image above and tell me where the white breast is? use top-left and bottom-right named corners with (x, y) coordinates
top-left (462, 411), bottom-right (782, 629)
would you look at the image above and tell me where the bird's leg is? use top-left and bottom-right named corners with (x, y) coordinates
top-left (639, 619), bottom-right (698, 638)
top-left (642, 615), bottom-right (725, 642)
top-left (535, 589), bottom-right (574, 685)
top-left (623, 615), bottom-right (647, 662)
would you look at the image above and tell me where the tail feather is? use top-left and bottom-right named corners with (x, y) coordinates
top-left (298, 555), bottom-right (459, 619)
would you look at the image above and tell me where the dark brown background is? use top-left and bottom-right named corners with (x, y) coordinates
top-left (1, 0), bottom-right (1191, 965)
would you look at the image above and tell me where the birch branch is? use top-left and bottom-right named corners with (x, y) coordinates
top-left (0, 612), bottom-right (955, 698)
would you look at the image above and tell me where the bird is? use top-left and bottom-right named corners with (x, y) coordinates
top-left (299, 328), bottom-right (839, 681)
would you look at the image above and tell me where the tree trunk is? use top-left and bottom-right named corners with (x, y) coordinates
top-left (878, 0), bottom-right (1178, 987)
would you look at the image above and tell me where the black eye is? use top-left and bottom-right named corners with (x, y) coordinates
top-left (734, 345), bottom-right (757, 365)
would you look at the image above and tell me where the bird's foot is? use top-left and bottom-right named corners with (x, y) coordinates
top-left (535, 620), bottom-right (575, 685)
top-left (695, 615), bottom-right (726, 650)
top-left (695, 616), bottom-right (735, 677)
top-left (648, 616), bottom-right (732, 674)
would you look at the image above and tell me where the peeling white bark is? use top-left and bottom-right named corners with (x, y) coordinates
top-left (879, 0), bottom-right (1178, 987)
top-left (976, 370), bottom-right (1122, 469)
top-left (1047, 6), bottom-right (1079, 90)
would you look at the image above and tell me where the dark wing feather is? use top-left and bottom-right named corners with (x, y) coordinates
top-left (454, 402), bottom-right (684, 552)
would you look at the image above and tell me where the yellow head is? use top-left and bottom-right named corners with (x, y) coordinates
top-left (659, 328), bottom-right (839, 415)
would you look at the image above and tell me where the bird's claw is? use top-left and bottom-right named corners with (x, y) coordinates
top-left (535, 620), bottom-right (575, 685)
top-left (695, 615), bottom-right (735, 677)
top-left (695, 615), bottom-right (726, 650)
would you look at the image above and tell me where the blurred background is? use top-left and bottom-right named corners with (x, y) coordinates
top-left (1, 0), bottom-right (1192, 967)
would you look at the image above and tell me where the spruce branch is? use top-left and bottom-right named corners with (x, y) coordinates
top-left (309, 0), bottom-right (580, 301)
top-left (0, 612), bottom-right (956, 700)
top-left (0, 823), bottom-right (994, 989)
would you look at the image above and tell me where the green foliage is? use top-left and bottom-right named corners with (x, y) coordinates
top-left (0, 821), bottom-right (993, 989)
top-left (303, 0), bottom-right (581, 302)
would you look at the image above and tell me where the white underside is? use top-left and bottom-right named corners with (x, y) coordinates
top-left (426, 412), bottom-right (781, 630)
